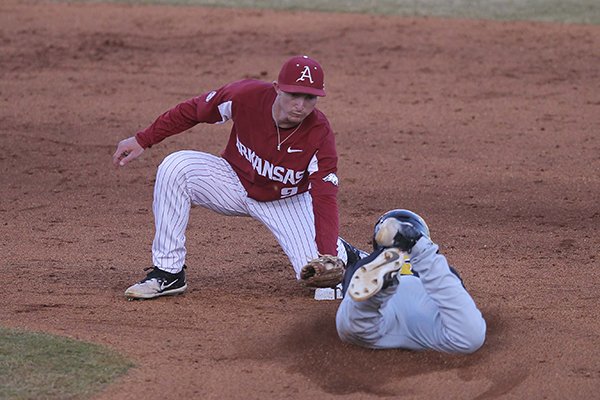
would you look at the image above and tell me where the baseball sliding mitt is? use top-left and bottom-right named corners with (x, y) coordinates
top-left (300, 255), bottom-right (345, 288)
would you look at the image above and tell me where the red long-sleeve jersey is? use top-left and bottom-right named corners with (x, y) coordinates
top-left (135, 80), bottom-right (339, 255)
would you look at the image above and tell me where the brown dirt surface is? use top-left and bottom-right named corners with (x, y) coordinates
top-left (1, 1), bottom-right (599, 399)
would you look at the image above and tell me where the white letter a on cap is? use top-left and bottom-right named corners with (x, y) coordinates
top-left (296, 66), bottom-right (314, 83)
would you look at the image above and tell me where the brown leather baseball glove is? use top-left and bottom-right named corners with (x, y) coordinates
top-left (300, 255), bottom-right (345, 288)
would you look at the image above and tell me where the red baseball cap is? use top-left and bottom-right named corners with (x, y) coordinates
top-left (277, 55), bottom-right (326, 97)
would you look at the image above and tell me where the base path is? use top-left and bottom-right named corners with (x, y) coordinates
top-left (1, 1), bottom-right (598, 398)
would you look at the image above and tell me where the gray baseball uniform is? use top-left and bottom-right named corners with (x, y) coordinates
top-left (336, 237), bottom-right (486, 353)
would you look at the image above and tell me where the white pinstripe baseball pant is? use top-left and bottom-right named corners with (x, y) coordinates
top-left (151, 150), bottom-right (347, 278)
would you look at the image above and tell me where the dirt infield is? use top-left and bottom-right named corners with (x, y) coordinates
top-left (1, 1), bottom-right (599, 399)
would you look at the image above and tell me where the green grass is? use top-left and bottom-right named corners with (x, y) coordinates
top-left (0, 327), bottom-right (133, 400)
top-left (74, 0), bottom-right (600, 24)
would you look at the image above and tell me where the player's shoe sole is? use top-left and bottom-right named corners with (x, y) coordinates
top-left (348, 248), bottom-right (405, 302)
top-left (125, 282), bottom-right (187, 300)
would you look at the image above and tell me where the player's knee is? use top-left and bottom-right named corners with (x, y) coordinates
top-left (448, 318), bottom-right (486, 354)
top-left (457, 333), bottom-right (485, 354)
top-left (157, 151), bottom-right (191, 181)
top-left (467, 319), bottom-right (487, 353)
top-left (159, 151), bottom-right (188, 169)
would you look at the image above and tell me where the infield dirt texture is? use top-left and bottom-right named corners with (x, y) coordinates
top-left (1, 0), bottom-right (599, 399)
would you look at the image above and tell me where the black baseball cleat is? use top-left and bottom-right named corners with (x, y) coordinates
top-left (339, 237), bottom-right (369, 269)
top-left (342, 247), bottom-right (407, 302)
top-left (125, 266), bottom-right (187, 300)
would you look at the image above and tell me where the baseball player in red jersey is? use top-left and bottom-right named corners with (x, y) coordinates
top-left (113, 55), bottom-right (362, 299)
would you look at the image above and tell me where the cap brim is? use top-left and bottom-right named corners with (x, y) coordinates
top-left (278, 84), bottom-right (326, 97)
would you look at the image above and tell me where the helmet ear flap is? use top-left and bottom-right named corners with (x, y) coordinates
top-left (372, 218), bottom-right (386, 251)
top-left (374, 218), bottom-right (402, 248)
top-left (372, 209), bottom-right (430, 251)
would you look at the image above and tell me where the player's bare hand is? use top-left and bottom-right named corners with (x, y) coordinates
top-left (113, 136), bottom-right (144, 167)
